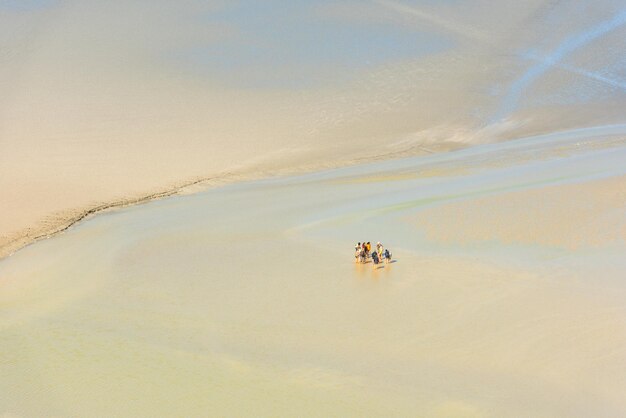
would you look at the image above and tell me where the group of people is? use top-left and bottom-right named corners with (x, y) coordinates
top-left (354, 241), bottom-right (392, 265)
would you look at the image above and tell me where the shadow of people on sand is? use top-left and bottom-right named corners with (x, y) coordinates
top-left (371, 260), bottom-right (398, 270)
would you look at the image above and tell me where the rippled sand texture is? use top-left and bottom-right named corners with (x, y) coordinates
top-left (1, 0), bottom-right (625, 256)
top-left (1, 130), bottom-right (625, 417)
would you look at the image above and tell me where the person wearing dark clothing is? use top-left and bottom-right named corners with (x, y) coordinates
top-left (371, 251), bottom-right (379, 265)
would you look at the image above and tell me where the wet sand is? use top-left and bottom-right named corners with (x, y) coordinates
top-left (1, 130), bottom-right (625, 417)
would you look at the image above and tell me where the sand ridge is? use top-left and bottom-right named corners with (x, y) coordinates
top-left (0, 141), bottom-right (453, 260)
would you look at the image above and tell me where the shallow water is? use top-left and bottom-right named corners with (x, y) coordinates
top-left (1, 129), bottom-right (626, 417)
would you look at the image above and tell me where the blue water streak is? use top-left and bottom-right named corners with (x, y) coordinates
top-left (493, 9), bottom-right (626, 121)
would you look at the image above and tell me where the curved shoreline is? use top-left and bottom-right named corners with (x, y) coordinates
top-left (0, 144), bottom-right (447, 261)
top-left (0, 175), bottom-right (222, 261)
